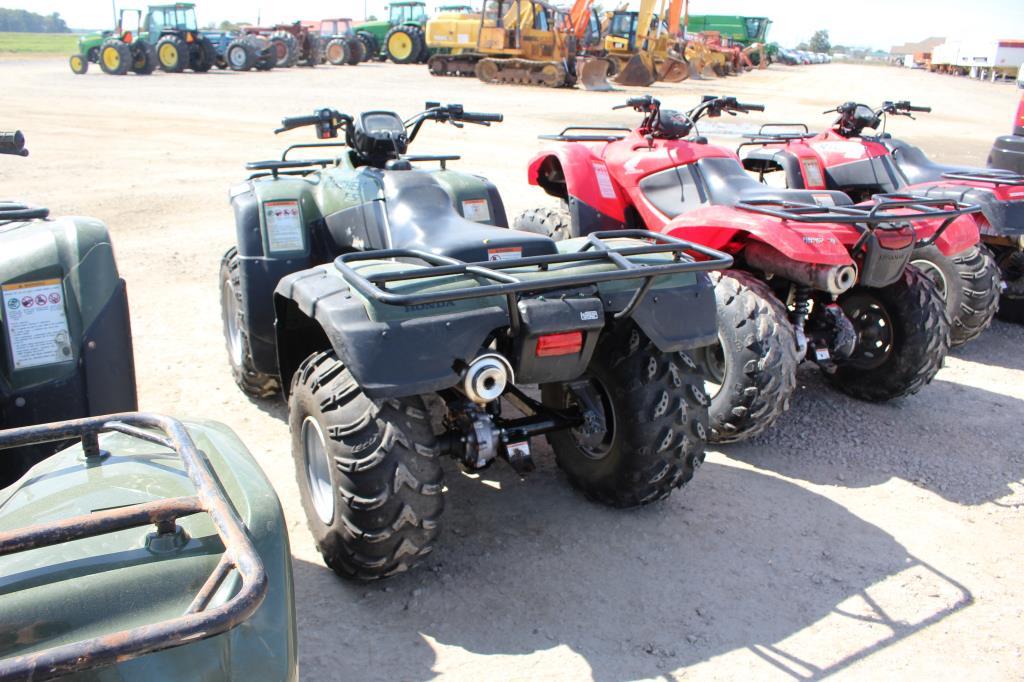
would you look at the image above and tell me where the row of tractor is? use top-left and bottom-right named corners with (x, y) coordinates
top-left (5, 70), bottom-right (1023, 679)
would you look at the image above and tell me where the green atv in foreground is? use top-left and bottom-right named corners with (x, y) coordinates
top-left (222, 103), bottom-right (732, 579)
top-left (0, 414), bottom-right (298, 680)
top-left (69, 3), bottom-right (217, 75)
top-left (355, 1), bottom-right (431, 64)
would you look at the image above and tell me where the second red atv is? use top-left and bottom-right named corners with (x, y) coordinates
top-left (517, 95), bottom-right (982, 443)
top-left (740, 100), bottom-right (1013, 333)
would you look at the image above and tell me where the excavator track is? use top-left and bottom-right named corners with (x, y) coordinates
top-left (427, 53), bottom-right (481, 77)
top-left (474, 58), bottom-right (575, 88)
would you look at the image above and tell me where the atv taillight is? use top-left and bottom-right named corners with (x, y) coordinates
top-left (536, 331), bottom-right (584, 357)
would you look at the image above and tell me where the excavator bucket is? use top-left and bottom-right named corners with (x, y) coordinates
top-left (578, 57), bottom-right (613, 91)
top-left (613, 52), bottom-right (656, 87)
top-left (658, 56), bottom-right (689, 82)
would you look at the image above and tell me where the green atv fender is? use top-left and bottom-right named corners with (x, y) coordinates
top-left (0, 417), bottom-right (298, 680)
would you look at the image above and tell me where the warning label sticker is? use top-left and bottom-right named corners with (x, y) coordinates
top-left (488, 247), bottom-right (522, 261)
top-left (2, 278), bottom-right (73, 370)
top-left (593, 163), bottom-right (617, 199)
top-left (265, 200), bottom-right (304, 253)
top-left (462, 198), bottom-right (491, 223)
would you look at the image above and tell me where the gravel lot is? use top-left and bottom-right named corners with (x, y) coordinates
top-left (2, 57), bottom-right (1022, 680)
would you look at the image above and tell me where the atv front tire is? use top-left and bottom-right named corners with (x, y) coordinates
top-left (289, 351), bottom-right (444, 580)
top-left (910, 244), bottom-right (999, 346)
top-left (696, 270), bottom-right (799, 443)
top-left (828, 265), bottom-right (950, 401)
top-left (513, 207), bottom-right (573, 241)
top-left (542, 324), bottom-right (708, 507)
top-left (220, 247), bottom-right (280, 398)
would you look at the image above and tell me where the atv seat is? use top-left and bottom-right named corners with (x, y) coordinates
top-left (885, 139), bottom-right (971, 185)
top-left (383, 171), bottom-right (558, 262)
top-left (697, 157), bottom-right (853, 208)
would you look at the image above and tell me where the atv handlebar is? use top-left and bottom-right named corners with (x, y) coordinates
top-left (0, 130), bottom-right (28, 156)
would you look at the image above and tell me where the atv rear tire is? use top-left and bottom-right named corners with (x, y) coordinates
top-left (827, 265), bottom-right (950, 401)
top-left (226, 38), bottom-right (256, 71)
top-left (130, 41), bottom-right (156, 74)
top-left (542, 324), bottom-right (709, 507)
top-left (156, 35), bottom-right (188, 72)
top-left (99, 39), bottom-right (131, 75)
top-left (69, 53), bottom-right (88, 74)
top-left (910, 244), bottom-right (999, 346)
top-left (325, 38), bottom-right (350, 65)
top-left (220, 247), bottom-right (280, 398)
top-left (384, 25), bottom-right (423, 64)
top-left (696, 270), bottom-right (799, 443)
top-left (994, 248), bottom-right (1024, 323)
top-left (289, 351), bottom-right (444, 580)
top-left (513, 207), bottom-right (574, 241)
top-left (271, 32), bottom-right (300, 68)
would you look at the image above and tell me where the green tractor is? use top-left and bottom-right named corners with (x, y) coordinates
top-left (69, 9), bottom-right (157, 75)
top-left (355, 1), bottom-right (431, 64)
top-left (145, 3), bottom-right (218, 73)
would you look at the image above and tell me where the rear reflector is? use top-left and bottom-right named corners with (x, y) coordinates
top-left (535, 331), bottom-right (584, 357)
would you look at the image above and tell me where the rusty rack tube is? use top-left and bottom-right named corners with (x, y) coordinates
top-left (0, 413), bottom-right (268, 681)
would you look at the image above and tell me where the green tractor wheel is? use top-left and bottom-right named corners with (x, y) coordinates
top-left (69, 54), bottom-right (88, 74)
top-left (191, 35), bottom-right (217, 72)
top-left (156, 35), bottom-right (188, 72)
top-left (130, 41), bottom-right (157, 75)
top-left (98, 39), bottom-right (131, 75)
top-left (384, 25), bottom-right (424, 64)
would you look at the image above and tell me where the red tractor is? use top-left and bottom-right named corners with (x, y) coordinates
top-left (741, 100), bottom-right (1011, 331)
top-left (243, 22), bottom-right (320, 67)
top-left (518, 95), bottom-right (982, 443)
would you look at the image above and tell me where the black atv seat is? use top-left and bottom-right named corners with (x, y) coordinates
top-left (382, 172), bottom-right (557, 262)
top-left (697, 157), bottom-right (853, 208)
top-left (885, 139), bottom-right (970, 185)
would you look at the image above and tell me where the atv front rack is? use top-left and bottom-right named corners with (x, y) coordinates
top-left (539, 126), bottom-right (631, 142)
top-left (335, 230), bottom-right (732, 317)
top-left (940, 169), bottom-right (1024, 186)
top-left (735, 194), bottom-right (980, 251)
top-left (0, 413), bottom-right (268, 680)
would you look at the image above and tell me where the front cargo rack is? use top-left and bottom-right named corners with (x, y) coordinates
top-left (735, 193), bottom-right (981, 251)
top-left (335, 229), bottom-right (733, 320)
top-left (538, 126), bottom-right (631, 142)
top-left (0, 413), bottom-right (268, 681)
top-left (940, 169), bottom-right (1024, 186)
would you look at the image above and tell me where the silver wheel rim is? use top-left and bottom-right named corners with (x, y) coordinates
top-left (228, 47), bottom-right (247, 68)
top-left (566, 378), bottom-right (617, 460)
top-left (222, 280), bottom-right (244, 367)
top-left (911, 258), bottom-right (949, 301)
top-left (301, 416), bottom-right (335, 525)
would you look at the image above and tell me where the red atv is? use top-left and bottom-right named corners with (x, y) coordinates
top-left (740, 100), bottom-right (1012, 333)
top-left (518, 95), bottom-right (981, 443)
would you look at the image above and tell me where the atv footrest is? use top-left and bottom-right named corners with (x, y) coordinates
top-left (334, 230), bottom-right (733, 308)
top-left (0, 414), bottom-right (268, 680)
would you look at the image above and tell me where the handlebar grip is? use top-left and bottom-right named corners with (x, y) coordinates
top-left (0, 130), bottom-right (27, 156)
top-left (909, 105), bottom-right (931, 113)
top-left (461, 112), bottom-right (503, 123)
top-left (738, 102), bottom-right (765, 112)
top-left (277, 115), bottom-right (321, 132)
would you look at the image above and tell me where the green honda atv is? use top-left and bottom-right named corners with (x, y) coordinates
top-left (220, 103), bottom-right (732, 580)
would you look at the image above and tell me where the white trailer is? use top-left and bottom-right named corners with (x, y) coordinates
top-left (931, 39), bottom-right (1024, 79)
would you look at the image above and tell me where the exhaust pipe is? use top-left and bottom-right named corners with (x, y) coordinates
top-left (462, 353), bottom-right (513, 404)
top-left (744, 242), bottom-right (858, 295)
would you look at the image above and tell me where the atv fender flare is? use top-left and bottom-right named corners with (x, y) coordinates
top-left (527, 148), bottom-right (627, 234)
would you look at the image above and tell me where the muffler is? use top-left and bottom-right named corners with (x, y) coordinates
top-left (744, 241), bottom-right (858, 295)
top-left (462, 353), bottom-right (513, 404)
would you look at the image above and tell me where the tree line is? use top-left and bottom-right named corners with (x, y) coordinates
top-left (0, 8), bottom-right (70, 32)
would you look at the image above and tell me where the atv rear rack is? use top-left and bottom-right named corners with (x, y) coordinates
top-left (736, 194), bottom-right (980, 251)
top-left (940, 169), bottom-right (1024, 186)
top-left (735, 124), bottom-right (817, 153)
top-left (335, 230), bottom-right (732, 317)
top-left (0, 413), bottom-right (268, 680)
top-left (539, 126), bottom-right (631, 142)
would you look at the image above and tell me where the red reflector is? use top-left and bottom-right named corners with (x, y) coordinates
top-left (535, 331), bottom-right (584, 357)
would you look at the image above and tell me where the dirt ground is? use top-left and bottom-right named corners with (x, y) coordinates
top-left (2, 58), bottom-right (1023, 680)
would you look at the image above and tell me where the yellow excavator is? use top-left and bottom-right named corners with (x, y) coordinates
top-left (425, 0), bottom-right (594, 88)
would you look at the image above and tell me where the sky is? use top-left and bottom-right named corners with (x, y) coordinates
top-left (5, 0), bottom-right (1024, 50)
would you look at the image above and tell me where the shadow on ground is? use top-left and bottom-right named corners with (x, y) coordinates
top-left (291, 459), bottom-right (971, 680)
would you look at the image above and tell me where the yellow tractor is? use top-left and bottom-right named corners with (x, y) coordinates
top-left (425, 0), bottom-right (587, 87)
top-left (604, 0), bottom-right (689, 87)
